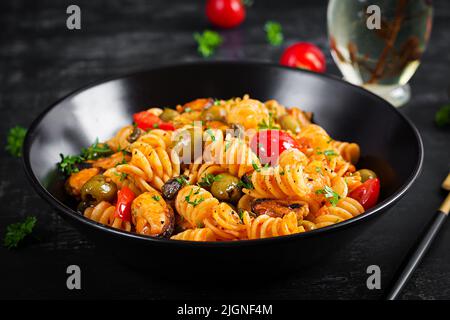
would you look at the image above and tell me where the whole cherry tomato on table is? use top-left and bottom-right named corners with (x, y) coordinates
top-left (206, 0), bottom-right (246, 29)
top-left (133, 110), bottom-right (175, 131)
top-left (349, 178), bottom-right (380, 210)
top-left (250, 130), bottom-right (300, 165)
top-left (280, 42), bottom-right (327, 73)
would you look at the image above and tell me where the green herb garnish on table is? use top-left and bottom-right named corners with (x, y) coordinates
top-left (435, 104), bottom-right (450, 127)
top-left (194, 30), bottom-right (223, 58)
top-left (3, 216), bottom-right (37, 249)
top-left (265, 21), bottom-right (283, 46)
top-left (6, 126), bottom-right (27, 157)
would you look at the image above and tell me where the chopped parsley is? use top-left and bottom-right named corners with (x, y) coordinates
top-left (193, 30), bottom-right (223, 58)
top-left (264, 21), bottom-right (284, 46)
top-left (6, 126), bottom-right (27, 157)
top-left (175, 176), bottom-right (189, 186)
top-left (3, 216), bottom-right (37, 249)
top-left (198, 173), bottom-right (221, 188)
top-left (152, 195), bottom-right (161, 201)
top-left (206, 129), bottom-right (216, 142)
top-left (257, 113), bottom-right (280, 130)
top-left (81, 138), bottom-right (113, 160)
top-left (214, 99), bottom-right (221, 106)
top-left (435, 104), bottom-right (450, 127)
top-left (185, 189), bottom-right (204, 207)
top-left (58, 154), bottom-right (84, 175)
top-left (315, 186), bottom-right (340, 207)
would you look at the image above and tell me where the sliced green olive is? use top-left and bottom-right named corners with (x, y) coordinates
top-left (279, 114), bottom-right (301, 133)
top-left (210, 173), bottom-right (242, 203)
top-left (159, 108), bottom-right (180, 122)
top-left (201, 105), bottom-right (227, 122)
top-left (356, 169), bottom-right (377, 182)
top-left (80, 175), bottom-right (117, 204)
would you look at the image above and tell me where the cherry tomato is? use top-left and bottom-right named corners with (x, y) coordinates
top-left (349, 178), bottom-right (380, 210)
top-left (250, 130), bottom-right (300, 165)
top-left (206, 0), bottom-right (246, 29)
top-left (280, 42), bottom-right (326, 73)
top-left (114, 186), bottom-right (135, 222)
top-left (133, 111), bottom-right (175, 131)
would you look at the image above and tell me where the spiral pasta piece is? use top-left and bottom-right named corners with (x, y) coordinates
top-left (314, 197), bottom-right (365, 228)
top-left (106, 125), bottom-right (135, 151)
top-left (84, 201), bottom-right (132, 231)
top-left (219, 138), bottom-right (260, 178)
top-left (116, 141), bottom-right (180, 191)
top-left (244, 165), bottom-right (309, 200)
top-left (137, 129), bottom-right (173, 150)
top-left (243, 212), bottom-right (304, 239)
top-left (175, 185), bottom-right (219, 228)
top-left (330, 140), bottom-right (360, 164)
top-left (103, 167), bottom-right (142, 195)
top-left (226, 96), bottom-right (269, 129)
top-left (171, 228), bottom-right (217, 241)
top-left (204, 203), bottom-right (247, 240)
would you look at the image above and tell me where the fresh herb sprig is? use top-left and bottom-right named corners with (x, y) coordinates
top-left (435, 104), bottom-right (450, 127)
top-left (185, 188), bottom-right (205, 207)
top-left (58, 154), bottom-right (84, 175)
top-left (198, 173), bottom-right (222, 188)
top-left (316, 186), bottom-right (340, 207)
top-left (3, 216), bottom-right (37, 249)
top-left (258, 113), bottom-right (280, 130)
top-left (194, 30), bottom-right (223, 58)
top-left (265, 21), bottom-right (283, 46)
top-left (81, 138), bottom-right (112, 160)
top-left (6, 126), bottom-right (27, 157)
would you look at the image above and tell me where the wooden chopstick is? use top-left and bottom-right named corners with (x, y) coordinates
top-left (385, 174), bottom-right (450, 300)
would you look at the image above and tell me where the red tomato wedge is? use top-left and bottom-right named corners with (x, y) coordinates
top-left (114, 186), bottom-right (136, 222)
top-left (280, 42), bottom-right (326, 73)
top-left (133, 111), bottom-right (175, 131)
top-left (250, 130), bottom-right (300, 165)
top-left (349, 178), bottom-right (380, 210)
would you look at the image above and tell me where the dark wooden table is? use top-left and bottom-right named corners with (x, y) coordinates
top-left (0, 0), bottom-right (449, 300)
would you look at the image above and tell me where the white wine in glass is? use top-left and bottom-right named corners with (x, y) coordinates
top-left (327, 0), bottom-right (433, 107)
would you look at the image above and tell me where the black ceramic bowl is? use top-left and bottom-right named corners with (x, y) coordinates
top-left (23, 62), bottom-right (423, 272)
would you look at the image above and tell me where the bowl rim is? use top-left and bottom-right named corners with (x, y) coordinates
top-left (23, 61), bottom-right (424, 247)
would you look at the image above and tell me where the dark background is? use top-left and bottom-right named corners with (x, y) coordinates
top-left (0, 0), bottom-right (449, 300)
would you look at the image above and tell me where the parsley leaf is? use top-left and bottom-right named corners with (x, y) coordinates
top-left (81, 138), bottom-right (113, 160)
top-left (257, 113), bottom-right (280, 130)
top-left (316, 186), bottom-right (340, 207)
top-left (58, 154), bottom-right (84, 175)
top-left (193, 30), bottom-right (223, 58)
top-left (238, 175), bottom-right (254, 190)
top-left (6, 126), bottom-right (27, 157)
top-left (198, 173), bottom-right (221, 188)
top-left (3, 216), bottom-right (37, 249)
top-left (152, 195), bottom-right (161, 201)
top-left (206, 129), bottom-right (216, 142)
top-left (435, 105), bottom-right (450, 127)
top-left (265, 21), bottom-right (284, 46)
top-left (185, 189), bottom-right (204, 207)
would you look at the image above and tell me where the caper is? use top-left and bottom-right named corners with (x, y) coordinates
top-left (356, 169), bottom-right (377, 182)
top-left (80, 175), bottom-right (117, 204)
top-left (159, 108), bottom-right (180, 122)
top-left (279, 114), bottom-right (301, 133)
top-left (210, 173), bottom-right (242, 203)
top-left (201, 105), bottom-right (227, 122)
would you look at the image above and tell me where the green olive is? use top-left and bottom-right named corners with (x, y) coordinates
top-left (80, 175), bottom-right (117, 204)
top-left (279, 114), bottom-right (301, 133)
top-left (159, 108), bottom-right (179, 122)
top-left (174, 127), bottom-right (203, 163)
top-left (356, 169), bottom-right (377, 182)
top-left (210, 173), bottom-right (242, 203)
top-left (201, 105), bottom-right (227, 122)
